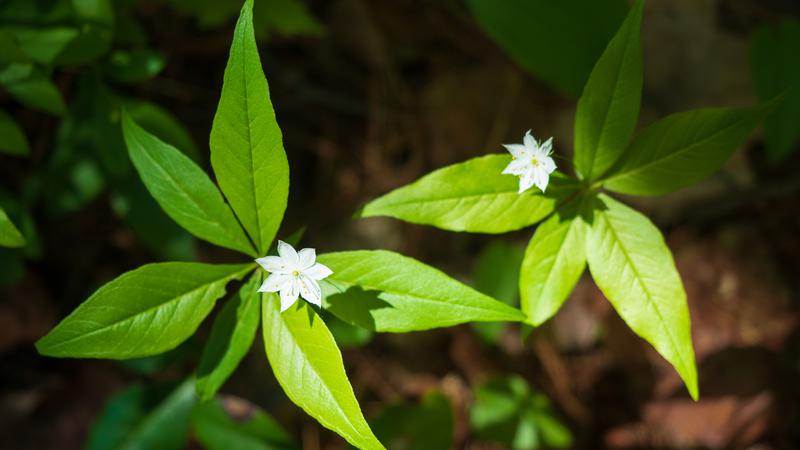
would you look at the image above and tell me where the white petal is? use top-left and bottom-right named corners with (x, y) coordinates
top-left (277, 240), bottom-right (300, 268)
top-left (279, 280), bottom-right (300, 312)
top-left (259, 272), bottom-right (290, 292)
top-left (502, 144), bottom-right (531, 159)
top-left (518, 171), bottom-right (535, 193)
top-left (297, 248), bottom-right (316, 270)
top-left (539, 137), bottom-right (553, 155)
top-left (523, 130), bottom-right (536, 149)
top-left (304, 262), bottom-right (333, 280)
top-left (298, 276), bottom-right (322, 307)
top-left (533, 168), bottom-right (549, 192)
top-left (502, 158), bottom-right (530, 175)
top-left (255, 255), bottom-right (288, 273)
top-left (540, 155), bottom-right (556, 173)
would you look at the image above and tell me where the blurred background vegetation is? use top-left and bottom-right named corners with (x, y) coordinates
top-left (1, 0), bottom-right (799, 449)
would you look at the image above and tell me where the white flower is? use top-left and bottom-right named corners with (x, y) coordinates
top-left (256, 241), bottom-right (333, 312)
top-left (501, 130), bottom-right (556, 193)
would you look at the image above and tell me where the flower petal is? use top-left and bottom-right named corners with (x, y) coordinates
top-left (502, 143), bottom-right (531, 159)
top-left (298, 248), bottom-right (316, 270)
top-left (540, 155), bottom-right (556, 173)
top-left (277, 240), bottom-right (300, 268)
top-left (533, 168), bottom-right (549, 192)
top-left (304, 262), bottom-right (333, 280)
top-left (279, 280), bottom-right (300, 312)
top-left (502, 158), bottom-right (530, 175)
top-left (518, 171), bottom-right (535, 193)
top-left (539, 137), bottom-right (553, 155)
top-left (299, 276), bottom-right (322, 307)
top-left (523, 129), bottom-right (536, 149)
top-left (255, 255), bottom-right (288, 273)
top-left (259, 272), bottom-right (290, 292)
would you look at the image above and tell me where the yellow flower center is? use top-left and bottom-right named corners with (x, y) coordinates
top-left (292, 270), bottom-right (300, 277)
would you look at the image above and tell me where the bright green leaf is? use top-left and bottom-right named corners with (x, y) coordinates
top-left (0, 206), bottom-right (26, 248)
top-left (122, 112), bottom-right (257, 256)
top-left (191, 398), bottom-right (295, 450)
top-left (573, 0), bottom-right (643, 181)
top-left (210, 0), bottom-right (289, 253)
top-left (520, 200), bottom-right (588, 326)
top-left (749, 19), bottom-right (800, 162)
top-left (196, 273), bottom-right (262, 401)
top-left (0, 109), bottom-right (29, 156)
top-left (466, 0), bottom-right (627, 97)
top-left (360, 155), bottom-right (573, 234)
top-left (585, 194), bottom-right (697, 399)
top-left (122, 98), bottom-right (199, 161)
top-left (261, 297), bottom-right (385, 450)
top-left (319, 250), bottom-right (525, 332)
top-left (0, 64), bottom-right (66, 115)
top-left (603, 104), bottom-right (770, 196)
top-left (35, 262), bottom-right (253, 359)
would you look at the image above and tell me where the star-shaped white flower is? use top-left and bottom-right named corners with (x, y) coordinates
top-left (501, 130), bottom-right (556, 193)
top-left (256, 241), bottom-right (333, 312)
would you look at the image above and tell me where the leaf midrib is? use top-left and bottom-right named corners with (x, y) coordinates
top-left (606, 111), bottom-right (753, 183)
top-left (42, 266), bottom-right (251, 351)
top-left (598, 211), bottom-right (690, 375)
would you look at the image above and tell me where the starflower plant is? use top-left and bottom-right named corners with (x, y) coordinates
top-left (359, 0), bottom-right (776, 400)
top-left (34, 2), bottom-right (524, 449)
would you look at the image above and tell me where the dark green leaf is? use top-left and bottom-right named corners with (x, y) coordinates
top-left (196, 274), bottom-right (262, 401)
top-left (191, 398), bottom-right (296, 450)
top-left (749, 19), bottom-right (800, 162)
top-left (0, 64), bottom-right (66, 115)
top-left (369, 392), bottom-right (453, 450)
top-left (0, 108), bottom-right (29, 156)
top-left (106, 50), bottom-right (166, 84)
top-left (0, 205), bottom-right (26, 248)
top-left (466, 0), bottom-right (627, 97)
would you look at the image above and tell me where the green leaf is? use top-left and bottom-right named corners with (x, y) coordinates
top-left (122, 98), bottom-right (199, 162)
top-left (254, 0), bottom-right (323, 38)
top-left (0, 26), bottom-right (78, 64)
top-left (0, 64), bottom-right (66, 115)
top-left (0, 108), bottom-right (29, 156)
top-left (749, 19), bottom-right (800, 162)
top-left (471, 240), bottom-right (524, 343)
top-left (369, 392), bottom-right (453, 450)
top-left (191, 398), bottom-right (296, 450)
top-left (73, 0), bottom-right (114, 25)
top-left (196, 273), bottom-right (261, 401)
top-left (520, 200), bottom-right (588, 326)
top-left (0, 206), bottom-right (26, 248)
top-left (585, 194), bottom-right (697, 399)
top-left (122, 112), bottom-right (257, 256)
top-left (360, 155), bottom-right (571, 234)
top-left (210, 0), bottom-right (289, 253)
top-left (106, 50), bottom-right (166, 84)
top-left (319, 250), bottom-right (525, 332)
top-left (466, 0), bottom-right (627, 97)
top-left (602, 104), bottom-right (770, 196)
top-left (86, 380), bottom-right (196, 450)
top-left (573, 0), bottom-right (643, 181)
top-left (261, 297), bottom-right (385, 450)
top-left (36, 262), bottom-right (253, 359)
top-left (0, 29), bottom-right (29, 63)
